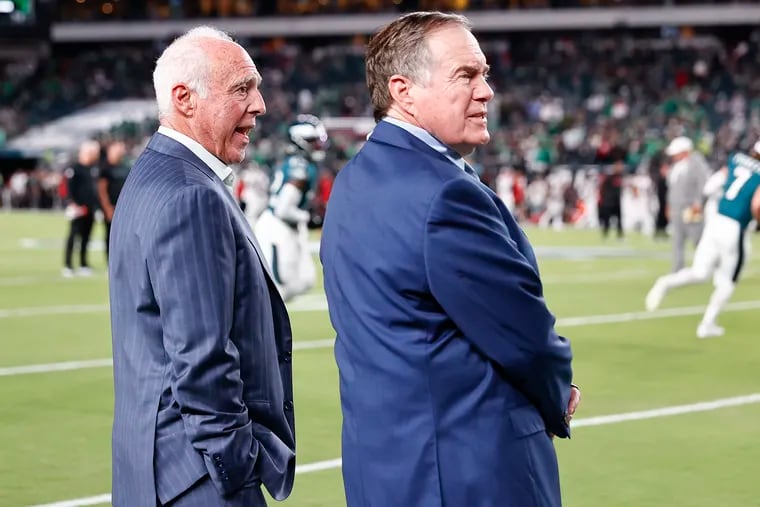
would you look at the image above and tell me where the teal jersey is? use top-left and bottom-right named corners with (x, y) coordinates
top-left (270, 154), bottom-right (318, 210)
top-left (718, 152), bottom-right (760, 229)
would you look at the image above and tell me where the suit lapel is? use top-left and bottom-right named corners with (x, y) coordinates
top-left (147, 133), bottom-right (277, 282)
top-left (369, 122), bottom-right (462, 170)
top-left (370, 122), bottom-right (484, 184)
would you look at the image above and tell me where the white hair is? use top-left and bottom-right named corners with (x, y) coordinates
top-left (153, 26), bottom-right (234, 119)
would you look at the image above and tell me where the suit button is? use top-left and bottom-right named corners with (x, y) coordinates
top-left (283, 400), bottom-right (293, 411)
top-left (280, 350), bottom-right (292, 363)
top-left (213, 455), bottom-right (222, 462)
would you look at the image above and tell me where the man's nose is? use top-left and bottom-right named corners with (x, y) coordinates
top-left (475, 76), bottom-right (494, 102)
top-left (250, 90), bottom-right (266, 116)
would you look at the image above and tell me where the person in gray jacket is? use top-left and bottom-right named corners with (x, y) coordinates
top-left (664, 136), bottom-right (710, 271)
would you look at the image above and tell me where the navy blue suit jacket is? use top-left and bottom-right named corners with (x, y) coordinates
top-left (320, 122), bottom-right (573, 507)
top-left (109, 133), bottom-right (295, 506)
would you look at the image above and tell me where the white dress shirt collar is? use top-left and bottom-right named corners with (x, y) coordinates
top-left (157, 126), bottom-right (234, 187)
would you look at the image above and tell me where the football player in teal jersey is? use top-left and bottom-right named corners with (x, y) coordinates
top-left (254, 114), bottom-right (326, 301)
top-left (646, 140), bottom-right (760, 338)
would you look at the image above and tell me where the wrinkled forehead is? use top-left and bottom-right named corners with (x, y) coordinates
top-left (427, 26), bottom-right (487, 67)
top-left (207, 39), bottom-right (262, 87)
top-left (231, 63), bottom-right (263, 88)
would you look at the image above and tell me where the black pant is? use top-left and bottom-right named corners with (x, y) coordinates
top-left (599, 205), bottom-right (623, 238)
top-left (64, 213), bottom-right (94, 268)
top-left (104, 219), bottom-right (112, 261)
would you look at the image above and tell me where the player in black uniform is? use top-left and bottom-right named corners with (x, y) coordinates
top-left (97, 140), bottom-right (131, 262)
top-left (62, 140), bottom-right (100, 277)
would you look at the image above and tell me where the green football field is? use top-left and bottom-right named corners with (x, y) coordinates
top-left (1, 211), bottom-right (759, 507)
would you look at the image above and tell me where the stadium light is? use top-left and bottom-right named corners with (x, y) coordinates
top-left (0, 0), bottom-right (15, 14)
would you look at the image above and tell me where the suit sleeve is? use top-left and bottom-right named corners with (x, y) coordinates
top-left (148, 185), bottom-right (258, 495)
top-left (424, 177), bottom-right (573, 437)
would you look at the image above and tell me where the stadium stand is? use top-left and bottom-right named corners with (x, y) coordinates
top-left (3, 1), bottom-right (760, 226)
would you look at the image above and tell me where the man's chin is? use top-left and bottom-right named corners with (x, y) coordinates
top-left (459, 135), bottom-right (490, 152)
top-left (451, 144), bottom-right (476, 157)
top-left (454, 139), bottom-right (490, 157)
top-left (224, 150), bottom-right (247, 165)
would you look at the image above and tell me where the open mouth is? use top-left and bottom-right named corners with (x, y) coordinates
top-left (235, 126), bottom-right (252, 137)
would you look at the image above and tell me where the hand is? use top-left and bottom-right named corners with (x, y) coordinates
top-left (549, 384), bottom-right (581, 439)
top-left (64, 204), bottom-right (88, 220)
top-left (105, 207), bottom-right (115, 222)
top-left (566, 384), bottom-right (581, 423)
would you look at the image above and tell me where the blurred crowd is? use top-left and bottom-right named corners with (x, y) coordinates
top-left (52, 0), bottom-right (739, 22)
top-left (4, 24), bottom-right (760, 235)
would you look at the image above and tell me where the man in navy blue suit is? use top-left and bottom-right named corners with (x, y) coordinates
top-left (109, 27), bottom-right (295, 506)
top-left (321, 12), bottom-right (580, 507)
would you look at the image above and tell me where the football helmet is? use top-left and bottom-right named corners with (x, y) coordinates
top-left (288, 114), bottom-right (328, 162)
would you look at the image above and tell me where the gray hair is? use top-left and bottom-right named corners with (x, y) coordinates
top-left (365, 11), bottom-right (471, 122)
top-left (153, 26), bottom-right (234, 119)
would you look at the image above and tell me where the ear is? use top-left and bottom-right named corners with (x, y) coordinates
top-left (388, 74), bottom-right (416, 115)
top-left (171, 84), bottom-right (195, 117)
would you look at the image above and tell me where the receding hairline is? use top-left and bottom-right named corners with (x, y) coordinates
top-left (189, 36), bottom-right (263, 87)
top-left (415, 23), bottom-right (487, 82)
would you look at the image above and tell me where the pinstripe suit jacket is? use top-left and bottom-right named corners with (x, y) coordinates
top-left (109, 133), bottom-right (295, 506)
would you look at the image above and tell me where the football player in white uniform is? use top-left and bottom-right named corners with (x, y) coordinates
top-left (254, 114), bottom-right (327, 301)
top-left (239, 162), bottom-right (271, 226)
top-left (645, 141), bottom-right (760, 338)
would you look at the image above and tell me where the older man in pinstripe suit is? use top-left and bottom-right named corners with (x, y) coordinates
top-left (108, 27), bottom-right (295, 506)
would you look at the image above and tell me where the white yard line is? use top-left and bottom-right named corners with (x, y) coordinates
top-left (0, 304), bottom-right (109, 319)
top-left (3, 299), bottom-right (760, 377)
top-left (0, 267), bottom-right (663, 287)
top-left (556, 299), bottom-right (760, 327)
top-left (294, 457), bottom-right (344, 474)
top-left (0, 275), bottom-right (106, 286)
top-left (572, 393), bottom-right (760, 428)
top-left (28, 392), bottom-right (760, 507)
top-left (0, 339), bottom-right (337, 377)
top-left (0, 294), bottom-right (327, 319)
top-left (292, 338), bottom-right (335, 350)
top-left (6, 292), bottom-right (760, 321)
top-left (2, 261), bottom-right (760, 318)
top-left (28, 494), bottom-right (113, 507)
top-left (543, 268), bottom-right (651, 284)
top-left (0, 359), bottom-right (114, 377)
top-left (1, 266), bottom-right (757, 312)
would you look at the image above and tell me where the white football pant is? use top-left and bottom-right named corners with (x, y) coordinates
top-left (649, 214), bottom-right (745, 329)
top-left (253, 209), bottom-right (316, 302)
